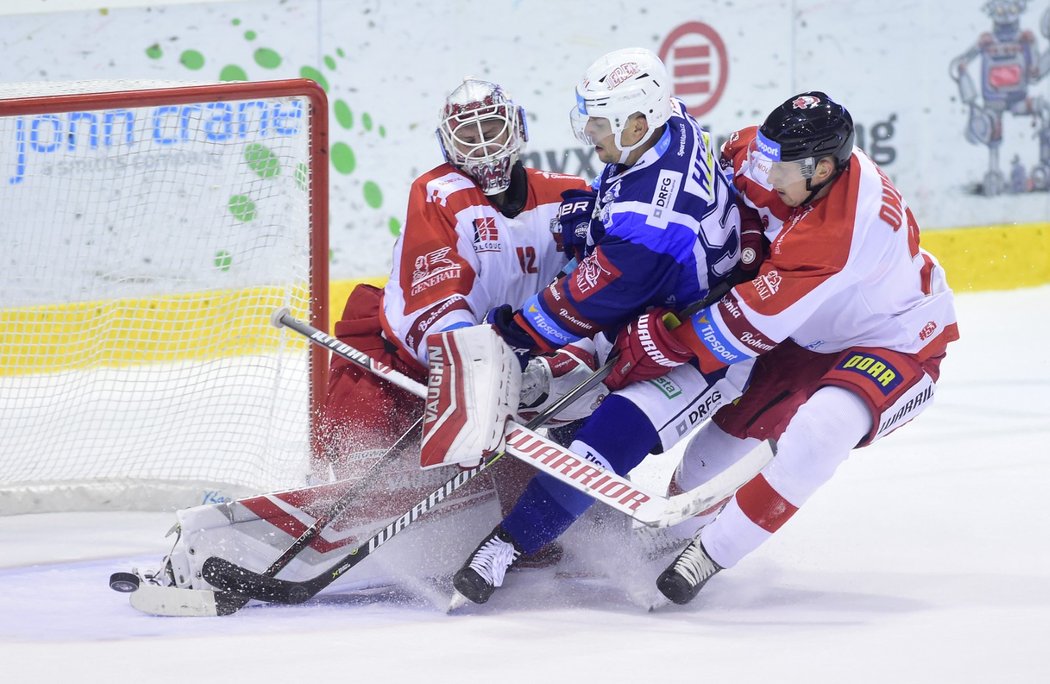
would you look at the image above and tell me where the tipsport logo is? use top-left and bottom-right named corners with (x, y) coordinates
top-left (754, 131), bottom-right (782, 162)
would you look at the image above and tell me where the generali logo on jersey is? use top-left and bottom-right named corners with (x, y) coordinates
top-left (472, 217), bottom-right (501, 253)
top-left (755, 270), bottom-right (782, 300)
top-left (410, 247), bottom-right (461, 296)
top-left (425, 172), bottom-right (475, 207)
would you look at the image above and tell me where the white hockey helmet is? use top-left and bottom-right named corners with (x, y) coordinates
top-left (437, 78), bottom-right (528, 195)
top-left (571, 47), bottom-right (673, 163)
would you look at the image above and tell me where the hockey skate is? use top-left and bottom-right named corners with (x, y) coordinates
top-left (655, 537), bottom-right (722, 605)
top-left (515, 540), bottom-right (563, 569)
top-left (450, 525), bottom-right (522, 606)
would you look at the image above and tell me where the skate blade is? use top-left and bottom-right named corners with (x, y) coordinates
top-left (446, 590), bottom-right (471, 613)
top-left (624, 585), bottom-right (671, 613)
top-left (129, 585), bottom-right (222, 617)
top-left (647, 596), bottom-right (672, 612)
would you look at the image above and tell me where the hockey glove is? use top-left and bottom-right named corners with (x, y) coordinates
top-left (737, 203), bottom-right (767, 280)
top-left (518, 340), bottom-right (607, 425)
top-left (420, 326), bottom-right (521, 469)
top-left (605, 308), bottom-right (694, 391)
top-left (486, 304), bottom-right (539, 368)
top-left (554, 188), bottom-right (600, 261)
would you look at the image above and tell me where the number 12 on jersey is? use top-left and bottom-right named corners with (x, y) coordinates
top-left (516, 246), bottom-right (538, 274)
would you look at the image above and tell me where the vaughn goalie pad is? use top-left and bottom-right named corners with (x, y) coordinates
top-left (421, 326), bottom-right (522, 469)
top-left (158, 452), bottom-right (499, 597)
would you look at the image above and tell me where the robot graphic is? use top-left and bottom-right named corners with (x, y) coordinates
top-left (949, 1), bottom-right (1050, 194)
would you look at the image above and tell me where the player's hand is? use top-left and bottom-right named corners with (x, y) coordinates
top-left (486, 305), bottom-right (536, 367)
top-left (518, 341), bottom-right (606, 425)
top-left (605, 309), bottom-right (694, 391)
top-left (737, 203), bottom-right (767, 280)
top-left (554, 189), bottom-right (599, 261)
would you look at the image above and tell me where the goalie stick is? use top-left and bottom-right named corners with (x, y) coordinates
top-left (200, 308), bottom-right (601, 604)
top-left (201, 282), bottom-right (745, 605)
top-left (122, 414), bottom-right (424, 617)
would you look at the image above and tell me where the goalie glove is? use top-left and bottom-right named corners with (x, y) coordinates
top-left (420, 325), bottom-right (522, 469)
top-left (518, 340), bottom-right (607, 426)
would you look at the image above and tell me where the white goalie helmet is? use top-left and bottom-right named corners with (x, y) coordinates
top-left (571, 47), bottom-right (673, 163)
top-left (437, 78), bottom-right (528, 195)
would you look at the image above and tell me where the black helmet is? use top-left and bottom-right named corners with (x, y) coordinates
top-left (758, 92), bottom-right (855, 170)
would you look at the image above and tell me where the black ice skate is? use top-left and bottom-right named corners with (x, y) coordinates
top-left (451, 526), bottom-right (523, 605)
top-left (515, 540), bottom-right (563, 569)
top-left (656, 537), bottom-right (722, 605)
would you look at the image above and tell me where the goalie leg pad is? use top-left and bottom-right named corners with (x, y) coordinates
top-left (421, 326), bottom-right (522, 469)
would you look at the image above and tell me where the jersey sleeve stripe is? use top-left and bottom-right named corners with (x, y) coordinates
top-left (673, 303), bottom-right (754, 371)
top-left (517, 292), bottom-right (581, 349)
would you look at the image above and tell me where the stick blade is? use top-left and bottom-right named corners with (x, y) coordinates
top-left (202, 556), bottom-right (310, 604)
top-left (128, 585), bottom-right (226, 617)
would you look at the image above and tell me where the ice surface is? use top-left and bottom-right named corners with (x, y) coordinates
top-left (1, 287), bottom-right (1048, 683)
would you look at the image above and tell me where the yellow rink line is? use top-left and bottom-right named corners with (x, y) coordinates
top-left (0, 286), bottom-right (312, 375)
top-left (328, 224), bottom-right (1050, 301)
top-left (1, 225), bottom-right (1046, 375)
top-left (921, 222), bottom-right (1050, 292)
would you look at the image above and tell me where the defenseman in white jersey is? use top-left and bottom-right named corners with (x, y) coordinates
top-left (606, 92), bottom-right (960, 604)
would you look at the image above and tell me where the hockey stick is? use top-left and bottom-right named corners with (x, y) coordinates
top-left (200, 307), bottom-right (604, 604)
top-left (201, 282), bottom-right (737, 604)
top-left (132, 413), bottom-right (426, 617)
top-left (256, 417), bottom-right (424, 579)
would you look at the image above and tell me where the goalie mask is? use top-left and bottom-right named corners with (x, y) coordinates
top-left (437, 78), bottom-right (528, 196)
top-left (570, 47), bottom-right (673, 164)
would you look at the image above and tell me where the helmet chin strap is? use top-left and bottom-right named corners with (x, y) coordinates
top-left (616, 132), bottom-right (644, 165)
top-left (800, 177), bottom-right (829, 206)
top-left (615, 126), bottom-right (660, 165)
top-left (800, 163), bottom-right (845, 205)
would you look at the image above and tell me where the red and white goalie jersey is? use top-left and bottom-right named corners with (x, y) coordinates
top-left (679, 126), bottom-right (960, 369)
top-left (380, 163), bottom-right (588, 365)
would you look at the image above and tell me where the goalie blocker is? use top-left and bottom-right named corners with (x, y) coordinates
top-left (421, 326), bottom-right (522, 469)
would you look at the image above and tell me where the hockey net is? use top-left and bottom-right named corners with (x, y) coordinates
top-left (0, 79), bottom-right (329, 513)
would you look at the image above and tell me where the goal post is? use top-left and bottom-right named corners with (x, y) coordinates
top-left (0, 78), bottom-right (330, 513)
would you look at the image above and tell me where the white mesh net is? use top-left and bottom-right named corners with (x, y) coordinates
top-left (0, 79), bottom-right (326, 512)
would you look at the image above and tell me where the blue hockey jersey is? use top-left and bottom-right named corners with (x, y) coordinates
top-left (517, 99), bottom-right (742, 349)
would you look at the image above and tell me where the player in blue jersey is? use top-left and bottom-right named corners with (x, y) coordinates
top-left (448, 47), bottom-right (763, 605)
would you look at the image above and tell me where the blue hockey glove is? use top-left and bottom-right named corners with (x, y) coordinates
top-left (554, 189), bottom-right (600, 262)
top-left (486, 305), bottom-right (536, 369)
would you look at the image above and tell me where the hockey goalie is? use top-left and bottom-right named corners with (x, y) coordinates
top-left (115, 76), bottom-right (614, 613)
top-left (117, 321), bottom-right (609, 616)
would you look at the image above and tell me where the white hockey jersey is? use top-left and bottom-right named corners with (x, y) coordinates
top-left (677, 126), bottom-right (960, 370)
top-left (380, 163), bottom-right (588, 366)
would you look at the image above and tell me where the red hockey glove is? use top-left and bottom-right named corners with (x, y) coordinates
top-left (605, 309), bottom-right (694, 391)
top-left (737, 203), bottom-right (767, 280)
